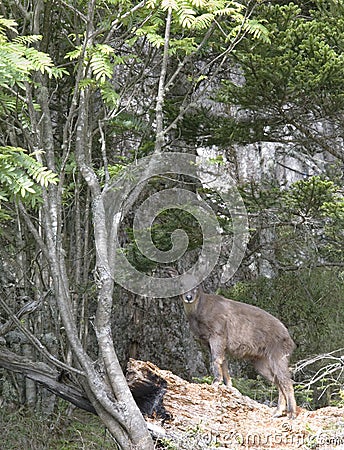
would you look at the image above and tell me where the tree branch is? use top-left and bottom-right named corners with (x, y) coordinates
top-left (0, 297), bottom-right (41, 337)
top-left (155, 7), bottom-right (172, 153)
top-left (0, 292), bottom-right (84, 376)
top-left (0, 347), bottom-right (96, 413)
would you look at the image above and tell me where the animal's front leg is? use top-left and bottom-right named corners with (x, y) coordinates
top-left (221, 360), bottom-right (232, 386)
top-left (209, 338), bottom-right (226, 386)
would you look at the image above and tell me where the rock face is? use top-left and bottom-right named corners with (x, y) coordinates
top-left (127, 359), bottom-right (344, 450)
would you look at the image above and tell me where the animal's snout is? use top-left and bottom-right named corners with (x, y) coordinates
top-left (185, 294), bottom-right (193, 302)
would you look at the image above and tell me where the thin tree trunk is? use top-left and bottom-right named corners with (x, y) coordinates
top-left (155, 7), bottom-right (172, 153)
top-left (75, 88), bottom-right (154, 447)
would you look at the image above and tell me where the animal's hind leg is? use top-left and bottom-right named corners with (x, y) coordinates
top-left (253, 357), bottom-right (275, 382)
top-left (270, 357), bottom-right (297, 418)
top-left (287, 385), bottom-right (297, 419)
top-left (272, 355), bottom-right (297, 418)
top-left (274, 383), bottom-right (287, 418)
top-left (277, 377), bottom-right (297, 419)
top-left (253, 358), bottom-right (288, 417)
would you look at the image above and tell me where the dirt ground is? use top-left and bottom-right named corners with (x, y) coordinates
top-left (129, 360), bottom-right (344, 450)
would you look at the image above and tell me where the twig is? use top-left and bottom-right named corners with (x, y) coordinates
top-left (295, 349), bottom-right (344, 390)
top-left (0, 297), bottom-right (41, 337)
top-left (0, 293), bottom-right (84, 376)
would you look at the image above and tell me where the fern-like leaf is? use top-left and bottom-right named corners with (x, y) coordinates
top-left (24, 47), bottom-right (54, 73)
top-left (13, 35), bottom-right (42, 45)
top-left (0, 146), bottom-right (58, 201)
top-left (146, 0), bottom-right (159, 8)
top-left (241, 19), bottom-right (271, 44)
top-left (178, 3), bottom-right (196, 29)
top-left (100, 82), bottom-right (120, 108)
top-left (135, 26), bottom-right (165, 47)
top-left (161, 0), bottom-right (179, 11)
top-left (192, 13), bottom-right (214, 30)
top-left (0, 16), bottom-right (18, 34)
top-left (65, 46), bottom-right (83, 61)
top-left (89, 52), bottom-right (113, 82)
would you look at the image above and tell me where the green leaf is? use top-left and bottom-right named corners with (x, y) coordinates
top-left (242, 19), bottom-right (271, 43)
top-left (89, 52), bottom-right (113, 82)
top-left (65, 46), bottom-right (83, 61)
top-left (192, 13), bottom-right (214, 30)
top-left (178, 4), bottom-right (196, 28)
top-left (0, 16), bottom-right (18, 34)
top-left (100, 82), bottom-right (120, 108)
top-left (24, 47), bottom-right (54, 73)
top-left (0, 146), bottom-right (58, 203)
top-left (161, 0), bottom-right (179, 11)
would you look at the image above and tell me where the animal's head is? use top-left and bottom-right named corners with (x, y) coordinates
top-left (166, 268), bottom-right (202, 305)
top-left (180, 286), bottom-right (201, 304)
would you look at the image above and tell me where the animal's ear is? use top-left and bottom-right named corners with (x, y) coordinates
top-left (165, 267), bottom-right (179, 278)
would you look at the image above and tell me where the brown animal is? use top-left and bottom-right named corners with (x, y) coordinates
top-left (174, 273), bottom-right (297, 418)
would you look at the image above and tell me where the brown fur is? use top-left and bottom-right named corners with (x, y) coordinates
top-left (180, 281), bottom-right (297, 418)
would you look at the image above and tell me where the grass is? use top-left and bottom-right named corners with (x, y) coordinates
top-left (0, 405), bottom-right (117, 450)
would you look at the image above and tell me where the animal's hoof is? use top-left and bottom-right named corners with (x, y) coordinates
top-left (273, 409), bottom-right (297, 419)
top-left (273, 409), bottom-right (286, 418)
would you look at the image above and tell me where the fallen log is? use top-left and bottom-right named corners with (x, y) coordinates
top-left (126, 358), bottom-right (265, 425)
top-left (126, 360), bottom-right (344, 450)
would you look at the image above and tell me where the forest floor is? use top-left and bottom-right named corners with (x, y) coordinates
top-left (129, 360), bottom-right (344, 450)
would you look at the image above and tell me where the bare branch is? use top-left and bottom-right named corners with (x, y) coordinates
top-left (0, 297), bottom-right (41, 337)
top-left (0, 347), bottom-right (96, 413)
top-left (155, 7), bottom-right (173, 153)
top-left (295, 349), bottom-right (344, 391)
top-left (0, 292), bottom-right (84, 376)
